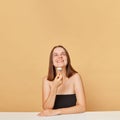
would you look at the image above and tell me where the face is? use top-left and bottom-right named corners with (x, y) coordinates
top-left (52, 47), bottom-right (67, 68)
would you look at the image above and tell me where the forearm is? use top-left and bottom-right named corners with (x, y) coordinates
top-left (43, 86), bottom-right (57, 109)
top-left (55, 105), bottom-right (86, 115)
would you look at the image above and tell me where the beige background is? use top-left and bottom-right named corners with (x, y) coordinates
top-left (0, 0), bottom-right (120, 112)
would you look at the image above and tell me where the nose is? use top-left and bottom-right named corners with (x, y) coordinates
top-left (58, 54), bottom-right (63, 58)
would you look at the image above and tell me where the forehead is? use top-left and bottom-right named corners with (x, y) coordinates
top-left (53, 47), bottom-right (66, 53)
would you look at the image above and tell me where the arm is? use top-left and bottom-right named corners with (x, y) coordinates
top-left (42, 78), bottom-right (57, 109)
top-left (42, 74), bottom-right (63, 109)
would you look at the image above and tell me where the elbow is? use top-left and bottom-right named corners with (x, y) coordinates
top-left (77, 104), bottom-right (86, 113)
top-left (42, 104), bottom-right (53, 110)
top-left (82, 106), bottom-right (86, 112)
top-left (80, 103), bottom-right (86, 112)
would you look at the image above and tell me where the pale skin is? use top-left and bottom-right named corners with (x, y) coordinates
top-left (38, 47), bottom-right (86, 116)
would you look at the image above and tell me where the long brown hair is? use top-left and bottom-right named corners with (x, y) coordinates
top-left (47, 45), bottom-right (77, 81)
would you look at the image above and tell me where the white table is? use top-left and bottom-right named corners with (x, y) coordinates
top-left (0, 111), bottom-right (120, 120)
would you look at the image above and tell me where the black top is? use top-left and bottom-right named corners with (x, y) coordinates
top-left (53, 94), bottom-right (76, 109)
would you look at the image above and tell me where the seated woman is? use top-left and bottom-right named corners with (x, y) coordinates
top-left (39, 45), bottom-right (86, 116)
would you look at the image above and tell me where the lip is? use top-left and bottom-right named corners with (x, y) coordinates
top-left (56, 60), bottom-right (64, 63)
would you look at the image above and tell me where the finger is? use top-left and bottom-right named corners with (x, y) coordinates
top-left (58, 74), bottom-right (63, 79)
top-left (37, 113), bottom-right (43, 116)
top-left (55, 74), bottom-right (61, 80)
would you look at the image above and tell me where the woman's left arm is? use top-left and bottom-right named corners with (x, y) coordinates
top-left (40, 73), bottom-right (86, 116)
top-left (55, 73), bottom-right (86, 115)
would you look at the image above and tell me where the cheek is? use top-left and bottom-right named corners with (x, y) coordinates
top-left (65, 61), bottom-right (68, 65)
top-left (52, 58), bottom-right (56, 66)
top-left (64, 57), bottom-right (68, 65)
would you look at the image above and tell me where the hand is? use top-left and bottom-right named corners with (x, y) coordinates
top-left (53, 73), bottom-right (63, 88)
top-left (37, 109), bottom-right (59, 116)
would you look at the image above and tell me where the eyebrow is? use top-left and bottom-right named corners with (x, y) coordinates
top-left (53, 51), bottom-right (66, 54)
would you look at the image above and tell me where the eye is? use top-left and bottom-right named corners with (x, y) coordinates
top-left (61, 52), bottom-right (66, 56)
top-left (53, 53), bottom-right (58, 57)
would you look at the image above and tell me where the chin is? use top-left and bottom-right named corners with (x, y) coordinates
top-left (54, 63), bottom-right (67, 68)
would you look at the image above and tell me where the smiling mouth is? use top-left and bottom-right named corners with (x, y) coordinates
top-left (57, 60), bottom-right (64, 63)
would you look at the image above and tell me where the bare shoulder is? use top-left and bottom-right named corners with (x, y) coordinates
top-left (42, 76), bottom-right (50, 84)
top-left (71, 73), bottom-right (82, 84)
top-left (72, 73), bottom-right (81, 80)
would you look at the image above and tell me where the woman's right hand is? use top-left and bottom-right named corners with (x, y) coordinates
top-left (53, 73), bottom-right (63, 88)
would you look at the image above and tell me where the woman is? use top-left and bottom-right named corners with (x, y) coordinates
top-left (39, 45), bottom-right (86, 116)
